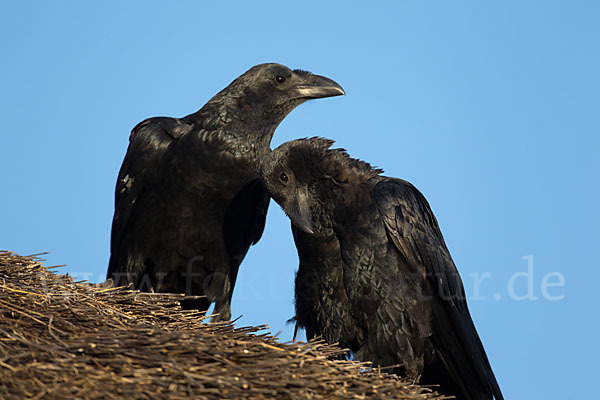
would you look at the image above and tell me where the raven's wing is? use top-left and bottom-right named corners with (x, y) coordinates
top-left (223, 178), bottom-right (270, 296)
top-left (107, 117), bottom-right (193, 282)
top-left (374, 178), bottom-right (503, 400)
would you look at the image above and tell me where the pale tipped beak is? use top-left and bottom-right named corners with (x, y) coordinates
top-left (289, 188), bottom-right (314, 234)
top-left (293, 74), bottom-right (345, 99)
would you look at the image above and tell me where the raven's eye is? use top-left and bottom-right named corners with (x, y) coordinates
top-left (275, 75), bottom-right (286, 84)
top-left (279, 172), bottom-right (289, 183)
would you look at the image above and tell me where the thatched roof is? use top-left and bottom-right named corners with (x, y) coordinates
top-left (0, 251), bottom-right (446, 399)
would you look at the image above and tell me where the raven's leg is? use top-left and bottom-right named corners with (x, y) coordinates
top-left (211, 297), bottom-right (232, 322)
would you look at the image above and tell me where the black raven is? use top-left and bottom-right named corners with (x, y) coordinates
top-left (260, 138), bottom-right (503, 400)
top-left (107, 64), bottom-right (344, 321)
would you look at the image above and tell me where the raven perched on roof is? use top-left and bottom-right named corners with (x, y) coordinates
top-left (260, 138), bottom-right (503, 400)
top-left (107, 64), bottom-right (344, 321)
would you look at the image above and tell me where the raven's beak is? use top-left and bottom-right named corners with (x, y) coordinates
top-left (293, 74), bottom-right (345, 99)
top-left (289, 188), bottom-right (314, 234)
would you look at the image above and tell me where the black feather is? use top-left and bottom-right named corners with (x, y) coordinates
top-left (107, 64), bottom-right (343, 321)
top-left (260, 138), bottom-right (503, 399)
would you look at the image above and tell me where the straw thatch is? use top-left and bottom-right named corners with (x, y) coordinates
top-left (0, 251), bottom-right (447, 399)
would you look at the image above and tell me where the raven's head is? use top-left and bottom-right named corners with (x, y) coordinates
top-left (236, 63), bottom-right (344, 103)
top-left (261, 137), bottom-right (380, 235)
top-left (210, 63), bottom-right (344, 128)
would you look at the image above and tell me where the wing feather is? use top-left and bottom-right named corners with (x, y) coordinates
top-left (374, 178), bottom-right (503, 400)
top-left (107, 117), bottom-right (192, 280)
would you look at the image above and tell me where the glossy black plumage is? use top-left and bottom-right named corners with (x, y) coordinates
top-left (260, 138), bottom-right (503, 400)
top-left (107, 64), bottom-right (344, 321)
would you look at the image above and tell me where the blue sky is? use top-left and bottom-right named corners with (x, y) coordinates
top-left (1, 1), bottom-right (598, 398)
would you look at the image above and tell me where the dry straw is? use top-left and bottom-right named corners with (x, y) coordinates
top-left (0, 251), bottom-right (446, 399)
